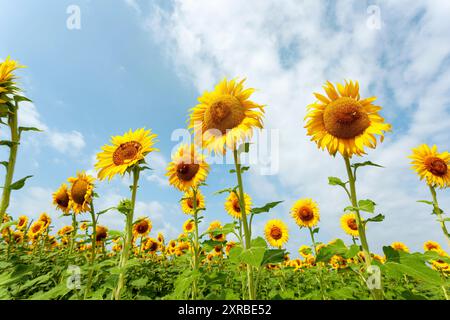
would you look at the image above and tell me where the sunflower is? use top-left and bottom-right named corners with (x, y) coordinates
top-left (432, 260), bottom-right (450, 273)
top-left (305, 80), bottom-right (391, 157)
top-left (264, 219), bottom-right (289, 248)
top-left (38, 213), bottom-right (51, 229)
top-left (330, 255), bottom-right (347, 270)
top-left (67, 172), bottom-right (95, 214)
top-left (145, 238), bottom-right (159, 253)
top-left (166, 144), bottom-right (209, 191)
top-left (157, 232), bottom-right (165, 244)
top-left (52, 184), bottom-right (71, 214)
top-left (290, 198), bottom-right (320, 228)
top-left (95, 128), bottom-right (158, 181)
top-left (28, 221), bottom-right (45, 240)
top-left (298, 245), bottom-right (312, 258)
top-left (213, 245), bottom-right (223, 257)
top-left (423, 240), bottom-right (442, 252)
top-left (182, 219), bottom-right (196, 233)
top-left (80, 222), bottom-right (88, 231)
top-left (16, 215), bottom-right (28, 230)
top-left (224, 191), bottom-right (251, 219)
top-left (0, 56), bottom-right (23, 82)
top-left (95, 225), bottom-right (108, 242)
top-left (180, 189), bottom-right (206, 215)
top-left (225, 241), bottom-right (237, 256)
top-left (57, 225), bottom-right (74, 237)
top-left (372, 254), bottom-right (386, 264)
top-left (340, 213), bottom-right (360, 237)
top-left (188, 78), bottom-right (265, 154)
top-left (208, 221), bottom-right (226, 242)
top-left (409, 144), bottom-right (449, 189)
top-left (132, 218), bottom-right (152, 237)
top-left (391, 242), bottom-right (409, 253)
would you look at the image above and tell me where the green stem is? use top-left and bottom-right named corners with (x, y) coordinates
top-left (114, 166), bottom-right (140, 300)
top-left (308, 227), bottom-right (326, 300)
top-left (83, 201), bottom-right (97, 299)
top-left (428, 185), bottom-right (450, 246)
top-left (0, 102), bottom-right (19, 224)
top-left (233, 148), bottom-right (256, 300)
top-left (344, 156), bottom-right (383, 299)
top-left (69, 212), bottom-right (77, 254)
top-left (192, 187), bottom-right (200, 300)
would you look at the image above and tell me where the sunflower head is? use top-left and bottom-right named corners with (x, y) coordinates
top-left (95, 225), bottom-right (108, 242)
top-left (372, 254), bottom-right (386, 264)
top-left (16, 215), bottom-right (28, 230)
top-left (180, 189), bottom-right (206, 215)
top-left (225, 241), bottom-right (237, 256)
top-left (208, 221), bottom-right (226, 242)
top-left (305, 80), bottom-right (391, 157)
top-left (409, 144), bottom-right (449, 189)
top-left (189, 78), bottom-right (265, 154)
top-left (38, 213), bottom-right (51, 229)
top-left (57, 225), bottom-right (74, 237)
top-left (182, 219), bottom-right (196, 233)
top-left (291, 198), bottom-right (320, 228)
top-left (0, 57), bottom-right (24, 82)
top-left (423, 240), bottom-right (442, 252)
top-left (264, 219), bottom-right (289, 248)
top-left (391, 242), bottom-right (409, 253)
top-left (95, 128), bottom-right (158, 181)
top-left (298, 245), bottom-right (312, 258)
top-left (225, 191), bottom-right (251, 219)
top-left (330, 255), bottom-right (347, 270)
top-left (80, 222), bottom-right (88, 231)
top-left (53, 183), bottom-right (71, 214)
top-left (157, 232), bottom-right (165, 244)
top-left (28, 221), bottom-right (45, 240)
top-left (167, 144), bottom-right (209, 192)
top-left (340, 212), bottom-right (359, 237)
top-left (133, 217), bottom-right (152, 237)
top-left (67, 172), bottom-right (95, 214)
top-left (145, 238), bottom-right (160, 253)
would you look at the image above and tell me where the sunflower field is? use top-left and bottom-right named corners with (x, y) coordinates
top-left (0, 57), bottom-right (449, 301)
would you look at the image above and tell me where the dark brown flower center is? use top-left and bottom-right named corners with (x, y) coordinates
top-left (177, 162), bottom-right (200, 181)
top-left (270, 226), bottom-right (282, 240)
top-left (298, 207), bottom-right (314, 222)
top-left (323, 97), bottom-right (370, 139)
top-left (186, 197), bottom-right (200, 209)
top-left (347, 218), bottom-right (358, 231)
top-left (232, 198), bottom-right (241, 212)
top-left (205, 95), bottom-right (245, 134)
top-left (56, 192), bottom-right (70, 208)
top-left (71, 180), bottom-right (89, 205)
top-left (136, 221), bottom-right (149, 234)
top-left (425, 157), bottom-right (448, 176)
top-left (96, 227), bottom-right (107, 241)
top-left (113, 141), bottom-right (142, 165)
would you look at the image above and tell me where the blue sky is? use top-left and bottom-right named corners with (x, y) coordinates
top-left (1, 0), bottom-right (450, 256)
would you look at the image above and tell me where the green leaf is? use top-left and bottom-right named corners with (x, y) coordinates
top-left (365, 214), bottom-right (385, 223)
top-left (316, 239), bottom-right (347, 262)
top-left (13, 95), bottom-right (32, 103)
top-left (250, 201), bottom-right (283, 215)
top-left (344, 244), bottom-right (360, 259)
top-left (0, 161), bottom-right (8, 169)
top-left (0, 140), bottom-right (18, 148)
top-left (358, 199), bottom-right (376, 213)
top-left (261, 249), bottom-right (285, 265)
top-left (240, 246), bottom-right (266, 267)
top-left (328, 176), bottom-right (346, 187)
top-left (130, 277), bottom-right (148, 288)
top-left (9, 175), bottom-right (33, 190)
top-left (351, 161), bottom-right (384, 170)
top-left (214, 188), bottom-right (233, 195)
top-left (97, 207), bottom-right (116, 215)
top-left (417, 200), bottom-right (433, 205)
top-left (19, 126), bottom-right (42, 134)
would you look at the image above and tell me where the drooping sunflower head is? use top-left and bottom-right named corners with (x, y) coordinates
top-left (182, 219), bottom-right (196, 233)
top-left (409, 144), bottom-right (449, 189)
top-left (291, 198), bottom-right (320, 228)
top-left (431, 259), bottom-right (450, 273)
top-left (167, 144), bottom-right (209, 192)
top-left (95, 128), bottom-right (158, 181)
top-left (67, 172), bottom-right (95, 214)
top-left (423, 240), bottom-right (442, 252)
top-left (16, 215), bottom-right (28, 230)
top-left (57, 225), bottom-right (74, 237)
top-left (95, 225), bottom-right (108, 243)
top-left (52, 183), bottom-right (71, 214)
top-left (391, 242), bottom-right (409, 253)
top-left (188, 78), bottom-right (265, 154)
top-left (208, 221), bottom-right (226, 242)
top-left (157, 232), bottom-right (165, 244)
top-left (145, 238), bottom-right (160, 253)
top-left (264, 219), bottom-right (289, 248)
top-left (132, 217), bottom-right (152, 237)
top-left (38, 213), bottom-right (51, 229)
top-left (305, 80), bottom-right (391, 157)
top-left (180, 189), bottom-right (206, 215)
top-left (224, 191), bottom-right (252, 219)
top-left (340, 212), bottom-right (359, 237)
top-left (298, 245), bottom-right (312, 258)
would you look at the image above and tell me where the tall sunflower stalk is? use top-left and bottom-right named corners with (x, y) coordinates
top-left (0, 57), bottom-right (38, 225)
top-left (95, 128), bottom-right (158, 300)
top-left (190, 187), bottom-right (201, 299)
top-left (409, 144), bottom-right (450, 245)
top-left (304, 80), bottom-right (391, 300)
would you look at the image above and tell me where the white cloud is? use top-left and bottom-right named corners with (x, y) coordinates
top-left (18, 101), bottom-right (86, 155)
top-left (144, 0), bottom-right (450, 254)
